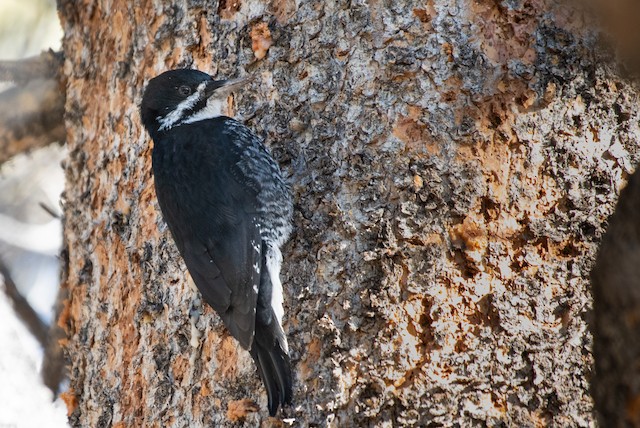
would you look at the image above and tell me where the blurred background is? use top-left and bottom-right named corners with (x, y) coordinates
top-left (0, 0), bottom-right (68, 426)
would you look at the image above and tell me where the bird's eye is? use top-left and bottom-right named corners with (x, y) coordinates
top-left (178, 85), bottom-right (192, 96)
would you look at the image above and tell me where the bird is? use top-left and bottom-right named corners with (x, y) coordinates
top-left (139, 69), bottom-right (293, 416)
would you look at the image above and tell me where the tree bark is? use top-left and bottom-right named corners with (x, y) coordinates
top-left (58, 0), bottom-right (640, 426)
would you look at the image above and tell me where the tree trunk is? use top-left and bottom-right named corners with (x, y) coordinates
top-left (57, 0), bottom-right (640, 426)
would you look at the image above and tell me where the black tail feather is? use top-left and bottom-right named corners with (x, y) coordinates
top-left (250, 321), bottom-right (292, 416)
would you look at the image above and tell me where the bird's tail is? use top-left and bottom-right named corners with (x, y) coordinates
top-left (249, 318), bottom-right (292, 416)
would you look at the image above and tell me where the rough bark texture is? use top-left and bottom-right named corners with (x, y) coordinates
top-left (58, 0), bottom-right (640, 426)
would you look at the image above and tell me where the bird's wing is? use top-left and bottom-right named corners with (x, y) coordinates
top-left (153, 126), bottom-right (263, 351)
top-left (181, 205), bottom-right (261, 350)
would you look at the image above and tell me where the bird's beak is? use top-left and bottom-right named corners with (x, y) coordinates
top-left (205, 75), bottom-right (253, 98)
top-left (220, 75), bottom-right (254, 91)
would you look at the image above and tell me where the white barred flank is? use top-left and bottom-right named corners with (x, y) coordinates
top-left (222, 121), bottom-right (293, 245)
top-left (265, 244), bottom-right (288, 353)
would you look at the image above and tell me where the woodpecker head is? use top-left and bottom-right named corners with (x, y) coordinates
top-left (140, 69), bottom-right (250, 137)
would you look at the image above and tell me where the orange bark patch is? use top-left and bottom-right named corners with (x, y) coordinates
top-left (442, 42), bottom-right (454, 62)
top-left (462, 137), bottom-right (513, 204)
top-left (413, 8), bottom-right (431, 23)
top-left (470, 0), bottom-right (541, 64)
top-left (58, 295), bottom-right (72, 330)
top-left (250, 22), bottom-right (272, 60)
top-left (111, 10), bottom-right (131, 57)
top-left (171, 354), bottom-right (192, 385)
top-left (226, 398), bottom-right (259, 422)
top-left (218, 0), bottom-right (241, 19)
top-left (60, 389), bottom-right (78, 416)
top-left (138, 184), bottom-right (159, 239)
top-left (65, 283), bottom-right (88, 337)
top-left (413, 0), bottom-right (435, 26)
top-left (164, 44), bottom-right (185, 69)
top-left (272, 0), bottom-right (296, 24)
top-left (450, 216), bottom-right (488, 253)
top-left (393, 114), bottom-right (438, 155)
top-left (200, 379), bottom-right (212, 397)
top-left (412, 174), bottom-right (424, 192)
top-left (298, 338), bottom-right (321, 380)
top-left (191, 12), bottom-right (213, 59)
top-left (450, 215), bottom-right (488, 272)
top-left (216, 335), bottom-right (239, 379)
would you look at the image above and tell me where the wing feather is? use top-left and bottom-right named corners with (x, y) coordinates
top-left (152, 122), bottom-right (263, 350)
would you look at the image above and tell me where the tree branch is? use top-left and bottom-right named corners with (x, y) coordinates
top-left (0, 259), bottom-right (67, 395)
top-left (0, 261), bottom-right (48, 347)
top-left (0, 51), bottom-right (65, 165)
top-left (0, 50), bottom-right (63, 85)
top-left (0, 79), bottom-right (65, 165)
top-left (42, 286), bottom-right (67, 395)
top-left (0, 212), bottom-right (62, 255)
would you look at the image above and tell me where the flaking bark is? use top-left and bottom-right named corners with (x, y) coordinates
top-left (58, 0), bottom-right (640, 426)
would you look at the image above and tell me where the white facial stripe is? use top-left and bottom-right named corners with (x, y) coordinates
top-left (157, 81), bottom-right (208, 131)
top-left (182, 96), bottom-right (226, 125)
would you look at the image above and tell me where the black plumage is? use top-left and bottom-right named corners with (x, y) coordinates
top-left (140, 69), bottom-right (293, 416)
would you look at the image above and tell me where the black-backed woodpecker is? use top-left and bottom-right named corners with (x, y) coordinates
top-left (140, 69), bottom-right (293, 416)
